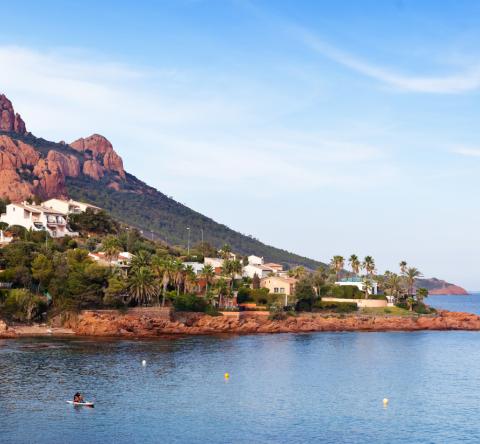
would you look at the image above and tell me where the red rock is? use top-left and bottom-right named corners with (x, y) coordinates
top-left (70, 134), bottom-right (125, 179)
top-left (0, 94), bottom-right (26, 134)
top-left (83, 159), bottom-right (105, 180)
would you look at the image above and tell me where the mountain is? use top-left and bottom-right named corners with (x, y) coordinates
top-left (416, 278), bottom-right (468, 295)
top-left (0, 94), bottom-right (322, 269)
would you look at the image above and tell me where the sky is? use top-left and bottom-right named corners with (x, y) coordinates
top-left (1, 0), bottom-right (480, 288)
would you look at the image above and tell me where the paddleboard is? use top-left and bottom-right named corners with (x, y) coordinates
top-left (66, 400), bottom-right (94, 407)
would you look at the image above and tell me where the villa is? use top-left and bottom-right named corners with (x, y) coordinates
top-left (243, 264), bottom-right (273, 279)
top-left (264, 262), bottom-right (283, 272)
top-left (42, 198), bottom-right (102, 214)
top-left (335, 277), bottom-right (378, 295)
top-left (248, 255), bottom-right (264, 266)
top-left (88, 251), bottom-right (134, 269)
top-left (0, 202), bottom-right (78, 238)
top-left (183, 262), bottom-right (205, 275)
top-left (260, 276), bottom-right (298, 305)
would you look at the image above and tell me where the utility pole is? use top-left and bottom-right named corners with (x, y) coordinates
top-left (201, 228), bottom-right (204, 249)
top-left (187, 227), bottom-right (190, 255)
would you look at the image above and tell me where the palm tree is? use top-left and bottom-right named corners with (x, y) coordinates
top-left (330, 255), bottom-right (344, 280)
top-left (128, 266), bottom-right (156, 306)
top-left (288, 266), bottom-right (307, 279)
top-left (222, 259), bottom-right (242, 292)
top-left (362, 277), bottom-right (373, 299)
top-left (405, 267), bottom-right (423, 295)
top-left (131, 250), bottom-right (151, 269)
top-left (399, 260), bottom-right (408, 275)
top-left (102, 235), bottom-right (121, 265)
top-left (151, 256), bottom-right (173, 306)
top-left (172, 260), bottom-right (185, 296)
top-left (385, 272), bottom-right (403, 299)
top-left (363, 256), bottom-right (375, 276)
top-left (406, 296), bottom-right (415, 312)
top-left (349, 254), bottom-right (360, 276)
top-left (200, 264), bottom-right (215, 294)
top-left (219, 244), bottom-right (232, 260)
top-left (416, 287), bottom-right (428, 304)
top-left (184, 265), bottom-right (197, 294)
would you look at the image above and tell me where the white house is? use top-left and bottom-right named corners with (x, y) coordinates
top-left (204, 257), bottom-right (224, 270)
top-left (88, 251), bottom-right (133, 268)
top-left (243, 264), bottom-right (273, 279)
top-left (248, 255), bottom-right (264, 266)
top-left (0, 202), bottom-right (78, 238)
top-left (42, 198), bottom-right (101, 214)
top-left (183, 261), bottom-right (205, 275)
top-left (335, 277), bottom-right (378, 295)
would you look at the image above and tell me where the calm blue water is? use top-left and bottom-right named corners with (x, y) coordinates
top-left (2, 296), bottom-right (480, 444)
top-left (426, 293), bottom-right (480, 314)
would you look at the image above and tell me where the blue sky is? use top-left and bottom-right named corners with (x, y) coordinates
top-left (1, 0), bottom-right (480, 288)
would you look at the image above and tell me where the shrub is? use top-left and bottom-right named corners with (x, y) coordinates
top-left (2, 289), bottom-right (47, 322)
top-left (237, 287), bottom-right (253, 304)
top-left (173, 294), bottom-right (211, 313)
top-left (313, 300), bottom-right (358, 313)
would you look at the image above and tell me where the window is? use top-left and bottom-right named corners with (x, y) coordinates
top-left (274, 288), bottom-right (279, 293)
top-left (279, 288), bottom-right (285, 293)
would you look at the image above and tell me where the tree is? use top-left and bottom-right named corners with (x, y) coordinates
top-left (128, 266), bottom-right (156, 306)
top-left (184, 265), bottom-right (197, 294)
top-left (131, 250), bottom-right (151, 268)
top-left (221, 258), bottom-right (242, 292)
top-left (312, 267), bottom-right (328, 296)
top-left (399, 260), bottom-right (408, 275)
top-left (104, 274), bottom-right (128, 306)
top-left (68, 208), bottom-right (119, 235)
top-left (151, 256), bottom-right (174, 306)
top-left (294, 277), bottom-right (316, 311)
top-left (102, 235), bottom-right (122, 264)
top-left (384, 272), bottom-right (403, 299)
top-left (31, 254), bottom-right (54, 291)
top-left (405, 267), bottom-right (423, 295)
top-left (363, 256), bottom-right (376, 276)
top-left (416, 287), bottom-right (428, 303)
top-left (252, 273), bottom-right (260, 289)
top-left (407, 296), bottom-right (415, 311)
top-left (219, 244), bottom-right (232, 260)
top-left (362, 277), bottom-right (373, 299)
top-left (349, 254), bottom-right (360, 276)
top-left (200, 264), bottom-right (215, 294)
top-left (288, 266), bottom-right (307, 279)
top-left (172, 260), bottom-right (185, 296)
top-left (330, 255), bottom-right (344, 280)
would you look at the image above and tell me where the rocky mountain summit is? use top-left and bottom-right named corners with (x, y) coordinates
top-left (0, 96), bottom-right (125, 201)
top-left (0, 94), bottom-right (26, 134)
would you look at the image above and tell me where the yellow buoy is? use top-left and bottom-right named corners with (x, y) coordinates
top-left (383, 398), bottom-right (389, 406)
top-left (224, 372), bottom-right (230, 379)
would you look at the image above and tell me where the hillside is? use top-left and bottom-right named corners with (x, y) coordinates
top-left (0, 94), bottom-right (322, 269)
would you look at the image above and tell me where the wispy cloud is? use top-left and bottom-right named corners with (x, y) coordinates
top-left (290, 26), bottom-right (480, 94)
top-left (452, 147), bottom-right (480, 157)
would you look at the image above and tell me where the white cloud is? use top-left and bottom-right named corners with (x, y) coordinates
top-left (291, 26), bottom-right (480, 94)
top-left (452, 147), bottom-right (480, 157)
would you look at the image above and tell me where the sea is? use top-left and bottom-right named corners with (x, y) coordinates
top-left (0, 294), bottom-right (479, 444)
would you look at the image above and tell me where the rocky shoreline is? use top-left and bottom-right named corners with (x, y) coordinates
top-left (2, 309), bottom-right (480, 338)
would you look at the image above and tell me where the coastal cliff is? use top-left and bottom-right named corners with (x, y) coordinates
top-left (53, 309), bottom-right (480, 337)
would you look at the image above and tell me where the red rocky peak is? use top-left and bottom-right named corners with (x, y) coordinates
top-left (0, 94), bottom-right (27, 134)
top-left (70, 134), bottom-right (126, 179)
